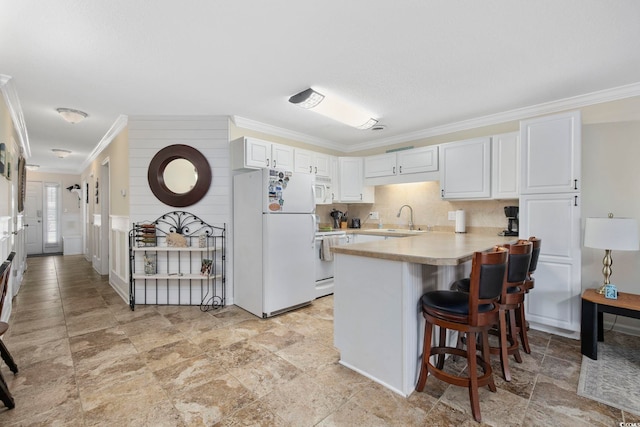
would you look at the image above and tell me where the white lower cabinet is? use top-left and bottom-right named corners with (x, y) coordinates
top-left (519, 193), bottom-right (581, 333)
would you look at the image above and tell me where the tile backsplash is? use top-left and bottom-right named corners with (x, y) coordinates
top-left (316, 181), bottom-right (516, 233)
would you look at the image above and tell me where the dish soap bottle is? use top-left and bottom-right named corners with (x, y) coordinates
top-left (378, 218), bottom-right (383, 229)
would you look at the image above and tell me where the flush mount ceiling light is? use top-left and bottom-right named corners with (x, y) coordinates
top-left (288, 88), bottom-right (378, 130)
top-left (56, 107), bottom-right (88, 124)
top-left (52, 148), bottom-right (72, 158)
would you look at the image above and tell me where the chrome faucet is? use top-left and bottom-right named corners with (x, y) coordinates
top-left (396, 204), bottom-right (414, 230)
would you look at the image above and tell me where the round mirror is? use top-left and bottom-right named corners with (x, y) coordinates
top-left (147, 144), bottom-right (211, 207)
top-left (163, 158), bottom-right (198, 194)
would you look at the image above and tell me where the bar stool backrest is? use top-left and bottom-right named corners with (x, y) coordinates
top-left (468, 247), bottom-right (508, 325)
top-left (528, 237), bottom-right (541, 276)
top-left (501, 241), bottom-right (533, 297)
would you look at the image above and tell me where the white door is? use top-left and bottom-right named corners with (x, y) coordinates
top-left (398, 146), bottom-right (439, 175)
top-left (271, 143), bottom-right (294, 170)
top-left (262, 169), bottom-right (314, 213)
top-left (440, 137), bottom-right (491, 199)
top-left (25, 181), bottom-right (43, 255)
top-left (339, 157), bottom-right (365, 201)
top-left (263, 213), bottom-right (315, 315)
top-left (491, 132), bottom-right (520, 199)
top-left (294, 149), bottom-right (313, 174)
top-left (520, 193), bottom-right (581, 332)
top-left (520, 111), bottom-right (581, 194)
top-left (364, 153), bottom-right (396, 178)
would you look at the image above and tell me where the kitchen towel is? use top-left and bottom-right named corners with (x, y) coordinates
top-left (455, 210), bottom-right (466, 233)
top-left (321, 236), bottom-right (340, 261)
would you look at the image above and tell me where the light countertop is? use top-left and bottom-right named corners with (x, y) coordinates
top-left (331, 231), bottom-right (516, 266)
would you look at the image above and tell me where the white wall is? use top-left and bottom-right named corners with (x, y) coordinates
top-left (582, 120), bottom-right (640, 333)
top-left (128, 116), bottom-right (232, 304)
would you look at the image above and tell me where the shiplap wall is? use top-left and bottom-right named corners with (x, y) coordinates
top-left (128, 116), bottom-right (232, 304)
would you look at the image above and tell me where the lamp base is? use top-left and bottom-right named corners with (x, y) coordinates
top-left (596, 284), bottom-right (607, 295)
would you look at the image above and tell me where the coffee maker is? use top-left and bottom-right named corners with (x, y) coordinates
top-left (501, 206), bottom-right (519, 236)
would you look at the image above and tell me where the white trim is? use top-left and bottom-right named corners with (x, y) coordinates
top-left (0, 74), bottom-right (31, 158)
top-left (78, 115), bottom-right (128, 173)
top-left (234, 82), bottom-right (640, 153)
top-left (231, 116), bottom-right (344, 151)
top-left (110, 215), bottom-right (130, 232)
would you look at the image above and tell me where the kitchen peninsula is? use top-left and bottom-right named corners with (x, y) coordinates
top-left (331, 231), bottom-right (514, 397)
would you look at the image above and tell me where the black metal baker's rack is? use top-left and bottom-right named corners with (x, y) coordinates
top-left (128, 211), bottom-right (226, 312)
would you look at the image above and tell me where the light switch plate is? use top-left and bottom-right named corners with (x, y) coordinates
top-left (448, 211), bottom-right (456, 220)
top-left (369, 212), bottom-right (379, 220)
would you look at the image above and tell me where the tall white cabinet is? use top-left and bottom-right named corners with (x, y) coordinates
top-left (519, 111), bottom-right (581, 334)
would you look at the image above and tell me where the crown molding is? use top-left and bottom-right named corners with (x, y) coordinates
top-left (78, 114), bottom-right (128, 173)
top-left (231, 116), bottom-right (345, 151)
top-left (345, 82), bottom-right (640, 152)
top-left (0, 74), bottom-right (31, 158)
top-left (234, 82), bottom-right (640, 154)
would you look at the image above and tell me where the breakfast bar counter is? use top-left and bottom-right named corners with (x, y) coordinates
top-left (332, 231), bottom-right (513, 397)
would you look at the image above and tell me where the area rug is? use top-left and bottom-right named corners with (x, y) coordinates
top-left (577, 333), bottom-right (640, 416)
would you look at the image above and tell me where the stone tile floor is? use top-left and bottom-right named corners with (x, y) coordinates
top-left (1, 254), bottom-right (639, 426)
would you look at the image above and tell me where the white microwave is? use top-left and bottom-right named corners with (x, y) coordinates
top-left (313, 176), bottom-right (333, 205)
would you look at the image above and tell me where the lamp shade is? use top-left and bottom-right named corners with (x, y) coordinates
top-left (584, 216), bottom-right (639, 251)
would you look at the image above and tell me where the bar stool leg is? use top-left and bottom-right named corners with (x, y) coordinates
top-left (0, 370), bottom-right (15, 409)
top-left (507, 309), bottom-right (523, 363)
top-left (480, 330), bottom-right (496, 392)
top-left (0, 340), bottom-right (18, 374)
top-left (436, 326), bottom-right (447, 369)
top-left (416, 320), bottom-right (433, 392)
top-left (498, 307), bottom-right (512, 382)
top-left (467, 331), bottom-right (482, 422)
top-left (517, 302), bottom-right (531, 354)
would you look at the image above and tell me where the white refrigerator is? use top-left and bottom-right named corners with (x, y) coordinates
top-left (233, 168), bottom-right (316, 318)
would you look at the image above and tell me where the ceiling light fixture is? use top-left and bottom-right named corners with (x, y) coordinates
top-left (288, 88), bottom-right (378, 130)
top-left (56, 107), bottom-right (88, 124)
top-left (52, 148), bottom-right (72, 158)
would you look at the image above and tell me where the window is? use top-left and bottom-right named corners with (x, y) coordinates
top-left (44, 182), bottom-right (60, 246)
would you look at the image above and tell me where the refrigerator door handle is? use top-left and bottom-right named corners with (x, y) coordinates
top-left (311, 214), bottom-right (317, 246)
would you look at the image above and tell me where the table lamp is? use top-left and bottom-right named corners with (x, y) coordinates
top-left (584, 213), bottom-right (639, 294)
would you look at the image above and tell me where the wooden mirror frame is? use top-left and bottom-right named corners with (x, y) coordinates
top-left (147, 144), bottom-right (211, 207)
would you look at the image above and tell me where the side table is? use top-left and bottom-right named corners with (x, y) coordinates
top-left (581, 288), bottom-right (640, 360)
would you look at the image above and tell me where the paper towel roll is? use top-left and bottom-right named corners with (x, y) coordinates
top-left (455, 209), bottom-right (466, 233)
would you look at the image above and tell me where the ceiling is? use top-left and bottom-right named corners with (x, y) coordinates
top-left (2, 0), bottom-right (640, 173)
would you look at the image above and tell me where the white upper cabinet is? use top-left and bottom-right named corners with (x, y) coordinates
top-left (397, 146), bottom-right (438, 175)
top-left (364, 153), bottom-right (397, 178)
top-left (491, 132), bottom-right (520, 199)
top-left (294, 149), bottom-right (331, 178)
top-left (440, 137), bottom-right (491, 199)
top-left (314, 153), bottom-right (331, 177)
top-left (294, 149), bottom-right (314, 174)
top-left (520, 111), bottom-right (581, 194)
top-left (364, 146), bottom-right (439, 181)
top-left (338, 157), bottom-right (374, 203)
top-left (231, 137), bottom-right (294, 170)
top-left (271, 143), bottom-right (294, 170)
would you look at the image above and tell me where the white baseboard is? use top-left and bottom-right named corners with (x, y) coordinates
top-left (529, 322), bottom-right (580, 340)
